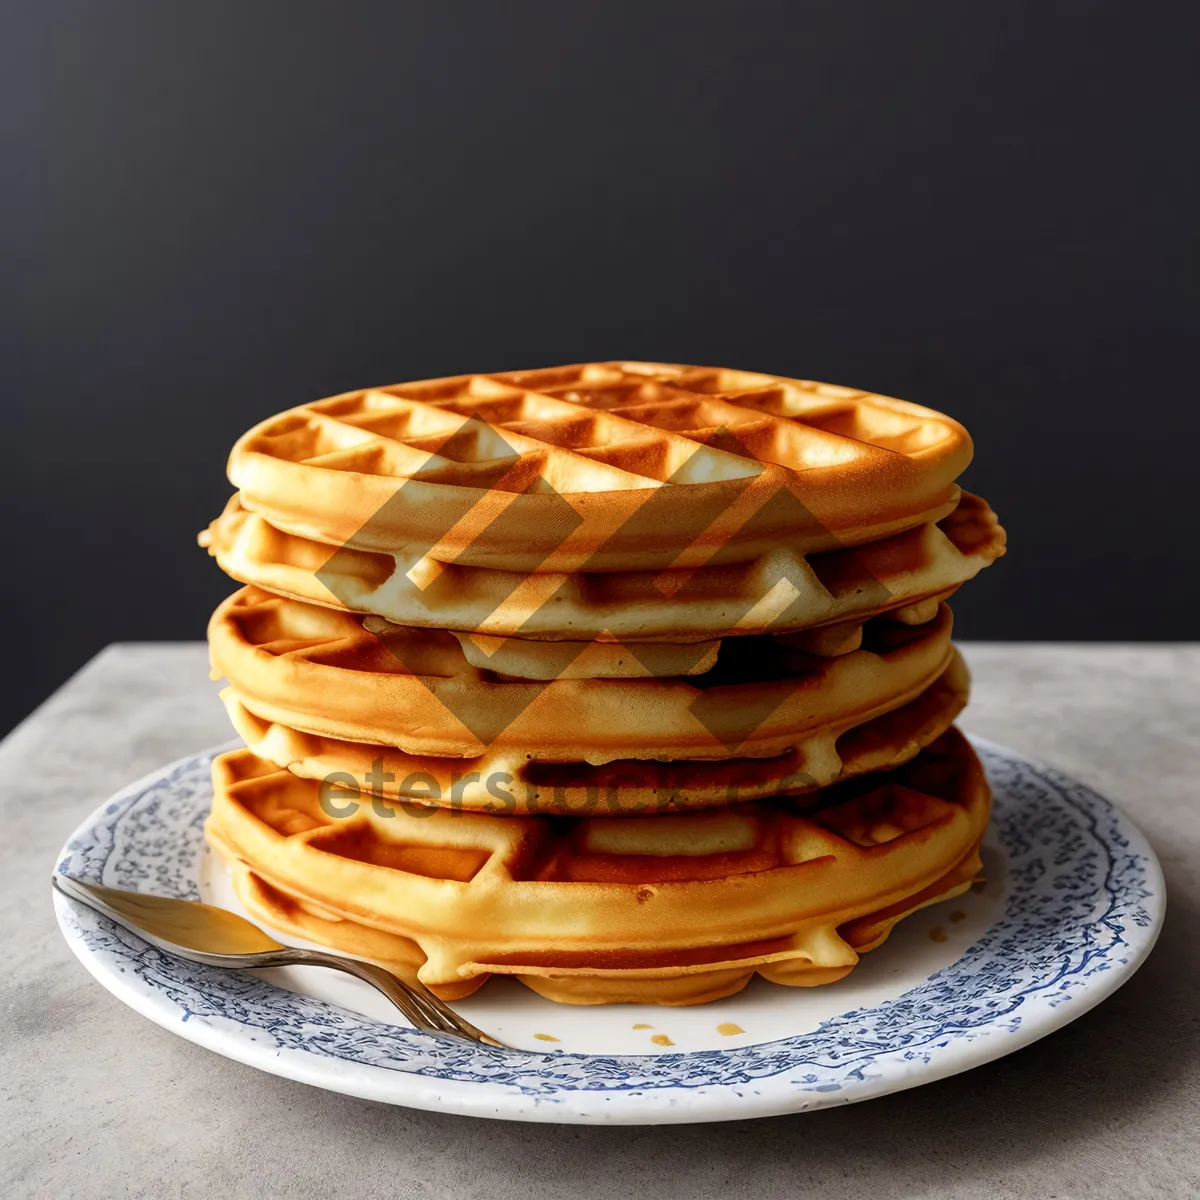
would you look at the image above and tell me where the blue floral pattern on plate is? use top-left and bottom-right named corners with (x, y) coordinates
top-left (54, 736), bottom-right (1164, 1120)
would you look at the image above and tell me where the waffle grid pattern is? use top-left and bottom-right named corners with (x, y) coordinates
top-left (250, 362), bottom-right (963, 493)
top-left (206, 729), bottom-right (989, 1003)
top-left (229, 362), bottom-right (974, 574)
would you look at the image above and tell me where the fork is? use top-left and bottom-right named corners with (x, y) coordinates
top-left (53, 874), bottom-right (509, 1050)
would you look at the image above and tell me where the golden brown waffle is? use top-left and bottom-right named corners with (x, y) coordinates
top-left (205, 729), bottom-right (989, 1005)
top-left (210, 587), bottom-right (957, 762)
top-left (201, 490), bottom-right (1003, 643)
top-left (227, 362), bottom-right (973, 574)
top-left (221, 650), bottom-right (969, 815)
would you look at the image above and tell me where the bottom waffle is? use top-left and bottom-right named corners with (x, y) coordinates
top-left (206, 728), bottom-right (989, 1005)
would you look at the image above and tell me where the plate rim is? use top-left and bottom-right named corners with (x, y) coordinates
top-left (52, 734), bottom-right (1166, 1124)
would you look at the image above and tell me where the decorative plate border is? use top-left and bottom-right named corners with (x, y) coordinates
top-left (53, 736), bottom-right (1164, 1123)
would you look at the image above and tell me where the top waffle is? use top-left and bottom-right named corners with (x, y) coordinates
top-left (229, 362), bottom-right (973, 573)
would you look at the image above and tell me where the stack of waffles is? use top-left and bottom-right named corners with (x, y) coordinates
top-left (200, 361), bottom-right (1006, 1005)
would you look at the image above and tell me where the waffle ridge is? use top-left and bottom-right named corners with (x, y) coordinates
top-left (201, 490), bottom-right (1004, 643)
top-left (220, 648), bottom-right (970, 815)
top-left (210, 587), bottom-right (958, 762)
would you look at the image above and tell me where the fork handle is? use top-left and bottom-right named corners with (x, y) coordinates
top-left (53, 876), bottom-right (507, 1048)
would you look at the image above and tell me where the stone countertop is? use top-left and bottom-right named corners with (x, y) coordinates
top-left (2, 643), bottom-right (1196, 1199)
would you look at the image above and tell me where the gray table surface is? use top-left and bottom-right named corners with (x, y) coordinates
top-left (1, 643), bottom-right (1196, 1199)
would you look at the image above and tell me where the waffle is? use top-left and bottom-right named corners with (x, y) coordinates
top-left (221, 650), bottom-right (969, 815)
top-left (227, 362), bottom-right (973, 575)
top-left (205, 729), bottom-right (989, 1005)
top-left (210, 587), bottom-right (957, 762)
top-left (201, 489), bottom-right (1004, 644)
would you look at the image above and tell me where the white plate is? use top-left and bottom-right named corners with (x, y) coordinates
top-left (53, 736), bottom-right (1164, 1124)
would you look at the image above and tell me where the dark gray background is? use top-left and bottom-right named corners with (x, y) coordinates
top-left (4, 2), bottom-right (1196, 736)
